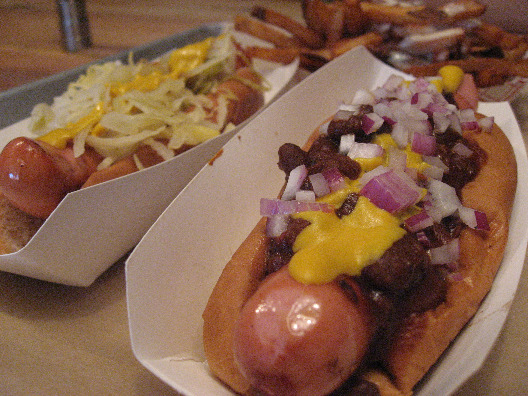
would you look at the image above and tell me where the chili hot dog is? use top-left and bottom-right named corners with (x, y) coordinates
top-left (203, 72), bottom-right (516, 395)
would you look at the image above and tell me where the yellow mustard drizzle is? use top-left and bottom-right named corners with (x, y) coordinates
top-left (287, 133), bottom-right (431, 285)
top-left (290, 195), bottom-right (406, 285)
top-left (109, 37), bottom-right (213, 97)
top-left (168, 37), bottom-right (213, 78)
top-left (37, 102), bottom-right (106, 149)
top-left (109, 70), bottom-right (166, 97)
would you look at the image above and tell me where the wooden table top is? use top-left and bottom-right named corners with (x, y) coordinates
top-left (1, 1), bottom-right (528, 395)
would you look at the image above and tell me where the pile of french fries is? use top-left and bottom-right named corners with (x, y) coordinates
top-left (234, 0), bottom-right (528, 87)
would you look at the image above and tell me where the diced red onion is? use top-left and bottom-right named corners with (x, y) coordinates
top-left (352, 89), bottom-right (376, 105)
top-left (295, 190), bottom-right (316, 202)
top-left (387, 146), bottom-right (407, 171)
top-left (446, 103), bottom-right (457, 112)
top-left (416, 230), bottom-right (434, 248)
top-left (347, 142), bottom-right (384, 159)
top-left (452, 142), bottom-right (473, 157)
top-left (411, 132), bottom-right (436, 155)
top-left (391, 122), bottom-right (409, 148)
top-left (422, 156), bottom-right (448, 180)
top-left (448, 113), bottom-right (462, 134)
top-left (383, 74), bottom-right (405, 92)
top-left (319, 120), bottom-right (330, 135)
top-left (266, 215), bottom-right (289, 237)
top-left (339, 134), bottom-right (355, 154)
top-left (362, 112), bottom-right (385, 135)
top-left (403, 102), bottom-right (429, 121)
top-left (260, 198), bottom-right (334, 217)
top-left (427, 179), bottom-right (462, 219)
top-left (360, 169), bottom-right (422, 213)
top-left (333, 109), bottom-right (353, 121)
top-left (373, 102), bottom-right (393, 120)
top-left (462, 120), bottom-right (479, 130)
top-left (423, 155), bottom-right (449, 171)
top-left (433, 112), bottom-right (451, 133)
top-left (409, 118), bottom-right (433, 135)
top-left (309, 173), bottom-right (331, 197)
top-left (338, 103), bottom-right (360, 113)
top-left (430, 238), bottom-right (460, 265)
top-left (282, 164), bottom-right (307, 201)
top-left (323, 168), bottom-right (346, 192)
top-left (359, 165), bottom-right (390, 186)
top-left (422, 164), bottom-right (444, 180)
top-left (372, 87), bottom-right (389, 101)
top-left (457, 206), bottom-right (490, 230)
top-left (413, 92), bottom-right (434, 110)
top-left (399, 84), bottom-right (415, 101)
top-left (478, 116), bottom-right (494, 133)
top-left (459, 108), bottom-right (478, 130)
top-left (425, 102), bottom-right (450, 116)
top-left (410, 78), bottom-right (431, 94)
top-left (382, 116), bottom-right (396, 126)
top-left (405, 210), bottom-right (434, 232)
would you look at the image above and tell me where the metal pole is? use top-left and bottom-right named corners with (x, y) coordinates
top-left (57, 0), bottom-right (92, 52)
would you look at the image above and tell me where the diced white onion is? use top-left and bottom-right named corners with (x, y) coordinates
top-left (339, 134), bottom-right (355, 154)
top-left (430, 238), bottom-right (460, 265)
top-left (309, 173), bottom-right (331, 197)
top-left (296, 190), bottom-right (316, 202)
top-left (282, 164), bottom-right (308, 201)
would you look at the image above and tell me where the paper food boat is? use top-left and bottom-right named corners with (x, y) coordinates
top-left (0, 23), bottom-right (299, 286)
top-left (126, 46), bottom-right (528, 395)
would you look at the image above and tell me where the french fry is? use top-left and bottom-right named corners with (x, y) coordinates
top-left (250, 6), bottom-right (325, 49)
top-left (234, 15), bottom-right (300, 48)
top-left (298, 32), bottom-right (383, 70)
top-left (399, 27), bottom-right (465, 55)
top-left (360, 0), bottom-right (486, 26)
top-left (302, 0), bottom-right (347, 43)
top-left (330, 31), bottom-right (383, 57)
top-left (436, 0), bottom-right (486, 21)
top-left (299, 51), bottom-right (330, 71)
top-left (503, 42), bottom-right (528, 62)
top-left (235, 0), bottom-right (527, 86)
top-left (244, 46), bottom-right (301, 64)
top-left (473, 22), bottom-right (525, 50)
top-left (360, 2), bottom-right (431, 25)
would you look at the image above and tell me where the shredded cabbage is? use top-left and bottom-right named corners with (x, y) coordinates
top-left (30, 30), bottom-right (248, 169)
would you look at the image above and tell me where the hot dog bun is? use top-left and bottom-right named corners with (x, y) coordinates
top-left (0, 194), bottom-right (43, 254)
top-left (383, 117), bottom-right (516, 393)
top-left (202, 114), bottom-right (516, 395)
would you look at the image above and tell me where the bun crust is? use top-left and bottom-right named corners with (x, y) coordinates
top-left (203, 218), bottom-right (268, 394)
top-left (202, 117), bottom-right (517, 395)
top-left (384, 117), bottom-right (517, 393)
top-left (0, 194), bottom-right (43, 254)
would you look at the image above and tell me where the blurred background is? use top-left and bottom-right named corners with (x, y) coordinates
top-left (0, 0), bottom-right (302, 92)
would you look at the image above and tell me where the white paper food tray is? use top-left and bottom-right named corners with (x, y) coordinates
top-left (126, 46), bottom-right (528, 395)
top-left (0, 23), bottom-right (299, 286)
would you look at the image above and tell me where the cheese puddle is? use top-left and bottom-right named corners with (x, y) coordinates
top-left (290, 195), bottom-right (406, 285)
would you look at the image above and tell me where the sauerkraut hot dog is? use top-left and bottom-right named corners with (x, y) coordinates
top-left (203, 70), bottom-right (516, 395)
top-left (0, 33), bottom-right (266, 253)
